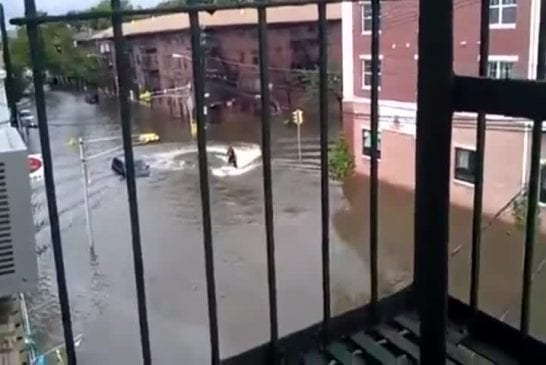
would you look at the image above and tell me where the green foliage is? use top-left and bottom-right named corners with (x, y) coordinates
top-left (328, 136), bottom-right (354, 181)
top-left (299, 67), bottom-right (342, 99)
top-left (511, 191), bottom-right (541, 230)
top-left (156, 0), bottom-right (187, 8)
top-left (9, 22), bottom-right (100, 93)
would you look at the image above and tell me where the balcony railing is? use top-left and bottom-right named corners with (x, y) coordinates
top-left (4, 0), bottom-right (546, 364)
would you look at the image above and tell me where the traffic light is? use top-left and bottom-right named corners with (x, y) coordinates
top-left (292, 109), bottom-right (304, 125)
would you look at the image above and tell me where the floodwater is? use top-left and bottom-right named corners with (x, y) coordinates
top-left (25, 91), bottom-right (546, 363)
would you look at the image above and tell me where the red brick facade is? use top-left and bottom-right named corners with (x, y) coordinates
top-left (342, 0), bottom-right (539, 216)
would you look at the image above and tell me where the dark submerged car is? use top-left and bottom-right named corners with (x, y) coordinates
top-left (111, 156), bottom-right (150, 178)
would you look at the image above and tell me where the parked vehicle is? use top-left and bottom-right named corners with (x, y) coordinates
top-left (111, 156), bottom-right (150, 178)
top-left (19, 109), bottom-right (37, 128)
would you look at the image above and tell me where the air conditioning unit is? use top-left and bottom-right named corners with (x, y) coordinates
top-left (0, 127), bottom-right (37, 296)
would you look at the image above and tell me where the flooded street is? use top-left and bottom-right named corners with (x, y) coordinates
top-left (25, 91), bottom-right (546, 362)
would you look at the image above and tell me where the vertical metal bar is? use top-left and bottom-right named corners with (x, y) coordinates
top-left (0, 5), bottom-right (17, 127)
top-left (318, 0), bottom-right (331, 339)
top-left (469, 0), bottom-right (490, 317)
top-left (110, 1), bottom-right (152, 363)
top-left (414, 0), bottom-right (452, 362)
top-left (520, 0), bottom-right (546, 338)
top-left (23, 1), bottom-right (77, 364)
top-left (369, 0), bottom-right (380, 309)
top-left (189, 10), bottom-right (220, 365)
top-left (257, 3), bottom-right (279, 362)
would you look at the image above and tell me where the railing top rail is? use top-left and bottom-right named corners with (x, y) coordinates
top-left (10, 0), bottom-right (363, 26)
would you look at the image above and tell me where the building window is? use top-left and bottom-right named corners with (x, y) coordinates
top-left (362, 129), bottom-right (381, 158)
top-left (252, 51), bottom-right (259, 65)
top-left (361, 58), bottom-right (382, 89)
top-left (454, 147), bottom-right (476, 184)
top-left (361, 1), bottom-right (381, 34)
top-left (488, 60), bottom-right (515, 78)
top-left (489, 0), bottom-right (517, 26)
top-left (541, 164), bottom-right (546, 204)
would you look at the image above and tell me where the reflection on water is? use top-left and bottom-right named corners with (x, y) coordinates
top-left (24, 91), bottom-right (546, 362)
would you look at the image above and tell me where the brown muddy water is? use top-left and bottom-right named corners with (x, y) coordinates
top-left (24, 91), bottom-right (546, 363)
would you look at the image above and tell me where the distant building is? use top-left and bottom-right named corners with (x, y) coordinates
top-left (89, 4), bottom-right (342, 117)
top-left (342, 0), bottom-right (541, 217)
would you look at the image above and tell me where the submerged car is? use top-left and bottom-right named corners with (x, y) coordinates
top-left (111, 156), bottom-right (150, 178)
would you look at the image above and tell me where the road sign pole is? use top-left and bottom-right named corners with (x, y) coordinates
top-left (297, 122), bottom-right (302, 161)
top-left (79, 137), bottom-right (95, 256)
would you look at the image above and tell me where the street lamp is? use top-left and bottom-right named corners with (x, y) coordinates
top-left (70, 133), bottom-right (160, 256)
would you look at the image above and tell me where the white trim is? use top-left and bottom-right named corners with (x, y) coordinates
top-left (359, 54), bottom-right (384, 60)
top-left (360, 1), bottom-right (372, 35)
top-left (453, 179), bottom-right (476, 188)
top-left (490, 23), bottom-right (517, 30)
top-left (342, 1), bottom-right (354, 99)
top-left (488, 55), bottom-right (519, 62)
top-left (529, 0), bottom-right (541, 79)
top-left (360, 54), bottom-right (383, 90)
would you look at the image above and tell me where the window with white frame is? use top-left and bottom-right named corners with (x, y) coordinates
top-left (489, 0), bottom-right (517, 26)
top-left (454, 147), bottom-right (476, 184)
top-left (362, 129), bottom-right (382, 158)
top-left (361, 57), bottom-right (382, 89)
top-left (361, 2), bottom-right (381, 34)
top-left (488, 60), bottom-right (515, 78)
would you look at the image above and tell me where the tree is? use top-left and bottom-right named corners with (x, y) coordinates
top-left (299, 67), bottom-right (343, 121)
top-left (156, 0), bottom-right (187, 8)
top-left (87, 0), bottom-right (135, 31)
top-left (9, 22), bottom-right (100, 95)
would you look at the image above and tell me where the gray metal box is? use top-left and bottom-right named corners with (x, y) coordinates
top-left (0, 127), bottom-right (37, 296)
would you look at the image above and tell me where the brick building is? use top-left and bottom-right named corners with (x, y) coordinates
top-left (91, 5), bottom-right (341, 117)
top-left (342, 0), bottom-right (543, 217)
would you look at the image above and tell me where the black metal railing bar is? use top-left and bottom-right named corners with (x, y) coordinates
top-left (317, 0), bottom-right (331, 341)
top-left (469, 0), bottom-right (490, 319)
top-left (188, 7), bottom-right (220, 365)
top-left (10, 0), bottom-right (361, 26)
top-left (369, 0), bottom-right (380, 310)
top-left (256, 1), bottom-right (279, 362)
top-left (111, 0), bottom-right (152, 363)
top-left (23, 0), bottom-right (77, 363)
top-left (414, 0), bottom-right (453, 363)
top-left (521, 0), bottom-right (546, 342)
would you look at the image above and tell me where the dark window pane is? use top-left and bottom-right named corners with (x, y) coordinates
top-left (455, 148), bottom-right (477, 183)
top-left (489, 8), bottom-right (500, 23)
top-left (502, 6), bottom-right (517, 23)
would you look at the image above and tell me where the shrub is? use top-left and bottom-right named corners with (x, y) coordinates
top-left (511, 191), bottom-right (541, 230)
top-left (329, 136), bottom-right (355, 181)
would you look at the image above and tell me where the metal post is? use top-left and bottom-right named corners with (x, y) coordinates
top-left (24, 0), bottom-right (77, 363)
top-left (520, 0), bottom-right (546, 341)
top-left (257, 3), bottom-right (279, 361)
top-left (415, 0), bottom-right (453, 362)
top-left (369, 0), bottom-right (380, 311)
top-left (297, 122), bottom-right (302, 161)
top-left (469, 0), bottom-right (491, 318)
top-left (110, 0), bottom-right (152, 363)
top-left (318, 1), bottom-right (331, 340)
top-left (78, 138), bottom-right (95, 255)
top-left (189, 9), bottom-right (220, 365)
